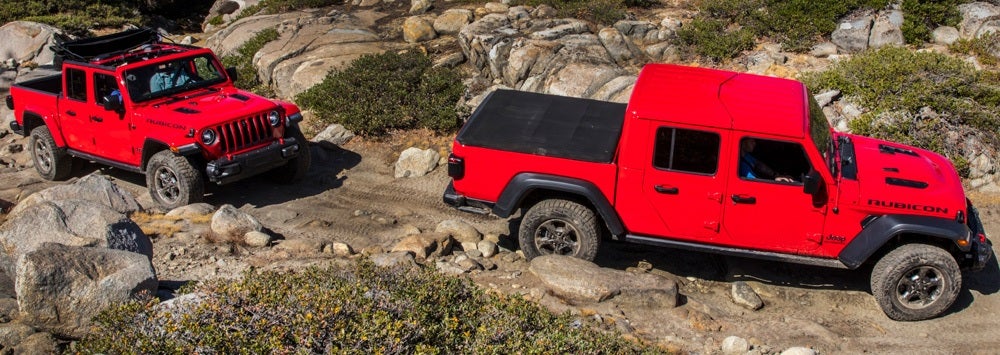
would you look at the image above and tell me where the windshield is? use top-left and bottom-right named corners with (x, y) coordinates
top-left (807, 93), bottom-right (834, 172)
top-left (123, 54), bottom-right (225, 102)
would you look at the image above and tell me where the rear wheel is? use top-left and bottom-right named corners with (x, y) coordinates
top-left (268, 126), bottom-right (311, 183)
top-left (870, 243), bottom-right (961, 321)
top-left (518, 199), bottom-right (600, 261)
top-left (29, 126), bottom-right (72, 180)
top-left (146, 150), bottom-right (204, 210)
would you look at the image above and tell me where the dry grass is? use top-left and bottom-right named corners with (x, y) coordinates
top-left (130, 211), bottom-right (213, 238)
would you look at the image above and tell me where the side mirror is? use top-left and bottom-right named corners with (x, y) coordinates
top-left (226, 67), bottom-right (238, 83)
top-left (803, 170), bottom-right (823, 195)
top-left (101, 93), bottom-right (123, 112)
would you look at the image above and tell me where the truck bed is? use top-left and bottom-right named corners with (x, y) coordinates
top-left (14, 74), bottom-right (61, 95)
top-left (456, 90), bottom-right (627, 163)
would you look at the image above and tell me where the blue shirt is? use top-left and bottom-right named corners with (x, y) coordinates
top-left (739, 154), bottom-right (758, 179)
top-left (150, 69), bottom-right (192, 93)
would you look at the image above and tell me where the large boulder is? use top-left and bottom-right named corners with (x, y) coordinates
top-left (403, 16), bottom-right (438, 43)
top-left (0, 22), bottom-right (61, 69)
top-left (10, 174), bottom-right (141, 216)
top-left (434, 9), bottom-right (474, 34)
top-left (394, 147), bottom-right (440, 178)
top-left (958, 2), bottom-right (1000, 39)
top-left (529, 255), bottom-right (678, 304)
top-left (16, 243), bottom-right (157, 338)
top-left (831, 14), bottom-right (874, 53)
top-left (868, 10), bottom-right (904, 48)
top-left (211, 204), bottom-right (262, 240)
top-left (202, 0), bottom-right (263, 31)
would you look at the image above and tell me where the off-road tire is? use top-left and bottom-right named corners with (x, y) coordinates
top-left (268, 126), bottom-right (311, 183)
top-left (518, 199), bottom-right (600, 261)
top-left (870, 243), bottom-right (961, 321)
top-left (29, 126), bottom-right (72, 180)
top-left (146, 150), bottom-right (204, 210)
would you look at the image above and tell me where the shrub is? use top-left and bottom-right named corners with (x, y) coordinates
top-left (220, 28), bottom-right (280, 95)
top-left (296, 51), bottom-right (465, 137)
top-left (950, 32), bottom-right (1000, 67)
top-left (801, 47), bottom-right (1000, 172)
top-left (76, 261), bottom-right (663, 353)
top-left (900, 0), bottom-right (964, 45)
top-left (676, 18), bottom-right (756, 62)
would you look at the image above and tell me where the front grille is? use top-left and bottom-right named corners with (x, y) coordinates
top-left (215, 113), bottom-right (275, 153)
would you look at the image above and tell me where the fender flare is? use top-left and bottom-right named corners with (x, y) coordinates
top-left (838, 214), bottom-right (970, 269)
top-left (493, 173), bottom-right (625, 236)
top-left (22, 110), bottom-right (67, 146)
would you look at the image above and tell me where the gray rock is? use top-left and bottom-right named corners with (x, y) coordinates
top-left (403, 16), bottom-right (437, 43)
top-left (0, 321), bottom-right (35, 348)
top-left (477, 240), bottom-right (498, 258)
top-left (434, 9), bottom-right (474, 34)
top-left (531, 4), bottom-right (558, 18)
top-left (16, 243), bottom-right (157, 338)
top-left (958, 2), bottom-right (1000, 39)
top-left (312, 123), bottom-right (355, 148)
top-left (244, 231), bottom-right (272, 247)
top-left (869, 10), bottom-right (904, 48)
top-left (813, 90), bottom-right (841, 108)
top-left (484, 2), bottom-right (509, 13)
top-left (323, 242), bottom-right (355, 256)
top-left (831, 14), bottom-right (873, 53)
top-left (508, 6), bottom-right (531, 22)
top-left (409, 0), bottom-right (433, 14)
top-left (731, 281), bottom-right (764, 310)
top-left (433, 51), bottom-right (465, 68)
top-left (370, 251), bottom-right (417, 268)
top-left (11, 331), bottom-right (58, 354)
top-left (435, 260), bottom-right (466, 275)
top-left (809, 42), bottom-right (838, 57)
top-left (457, 257), bottom-right (483, 272)
top-left (530, 21), bottom-right (589, 40)
top-left (435, 219), bottom-right (482, 243)
top-left (781, 347), bottom-right (816, 355)
top-left (391, 234), bottom-right (439, 259)
top-left (722, 336), bottom-right (751, 354)
top-left (166, 203), bottom-right (216, 218)
top-left (0, 298), bottom-right (18, 322)
top-left (613, 20), bottom-right (657, 40)
top-left (529, 255), bottom-right (677, 304)
top-left (932, 26), bottom-right (961, 45)
top-left (598, 27), bottom-right (638, 66)
top-left (0, 22), bottom-right (61, 69)
top-left (211, 204), bottom-right (262, 240)
top-left (11, 174), bottom-right (141, 215)
top-left (394, 147), bottom-right (440, 178)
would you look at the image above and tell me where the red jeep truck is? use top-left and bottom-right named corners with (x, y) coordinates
top-left (4, 28), bottom-right (310, 209)
top-left (444, 64), bottom-right (993, 321)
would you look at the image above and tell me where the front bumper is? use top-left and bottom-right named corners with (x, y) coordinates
top-left (965, 202), bottom-right (993, 271)
top-left (206, 137), bottom-right (301, 184)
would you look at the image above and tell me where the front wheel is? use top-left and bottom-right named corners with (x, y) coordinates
top-left (870, 244), bottom-right (961, 321)
top-left (518, 199), bottom-right (600, 261)
top-left (146, 150), bottom-right (204, 210)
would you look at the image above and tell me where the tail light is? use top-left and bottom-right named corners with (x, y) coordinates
top-left (447, 154), bottom-right (464, 179)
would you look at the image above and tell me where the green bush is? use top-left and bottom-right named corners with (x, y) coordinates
top-left (900, 0), bottom-right (964, 45)
top-left (296, 51), bottom-right (465, 137)
top-left (2, 2), bottom-right (140, 37)
top-left (76, 261), bottom-right (663, 353)
top-left (950, 32), bottom-right (1000, 67)
top-left (801, 47), bottom-right (1000, 171)
top-left (677, 18), bottom-right (756, 62)
top-left (220, 28), bottom-right (280, 96)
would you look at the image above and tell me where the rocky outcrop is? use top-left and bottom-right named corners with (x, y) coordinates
top-left (0, 22), bottom-right (61, 69)
top-left (16, 243), bottom-right (157, 338)
top-left (203, 0), bottom-right (263, 31)
top-left (10, 174), bottom-right (141, 216)
top-left (958, 2), bottom-right (1000, 39)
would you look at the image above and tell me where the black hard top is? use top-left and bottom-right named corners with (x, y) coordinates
top-left (457, 89), bottom-right (627, 163)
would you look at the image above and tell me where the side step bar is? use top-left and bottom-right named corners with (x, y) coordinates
top-left (625, 234), bottom-right (850, 269)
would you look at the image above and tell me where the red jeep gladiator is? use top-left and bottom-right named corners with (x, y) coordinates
top-left (444, 64), bottom-right (993, 321)
top-left (5, 28), bottom-right (310, 209)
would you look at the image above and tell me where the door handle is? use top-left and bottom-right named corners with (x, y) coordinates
top-left (731, 194), bottom-right (756, 204)
top-left (653, 185), bottom-right (679, 194)
top-left (90, 116), bottom-right (103, 122)
top-left (66, 110), bottom-right (76, 116)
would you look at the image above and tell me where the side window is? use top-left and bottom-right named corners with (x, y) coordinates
top-left (653, 127), bottom-right (720, 175)
top-left (93, 73), bottom-right (119, 105)
top-left (65, 68), bottom-right (87, 101)
top-left (738, 137), bottom-right (810, 183)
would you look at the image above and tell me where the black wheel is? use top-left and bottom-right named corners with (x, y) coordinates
top-left (870, 244), bottom-right (961, 321)
top-left (267, 125), bottom-right (311, 183)
top-left (29, 126), bottom-right (72, 180)
top-left (518, 199), bottom-right (600, 261)
top-left (145, 150), bottom-right (204, 210)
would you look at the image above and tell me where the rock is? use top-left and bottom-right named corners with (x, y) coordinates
top-left (932, 26), bottom-right (961, 45)
top-left (484, 2), bottom-right (509, 13)
top-left (529, 255), bottom-right (677, 304)
top-left (813, 90), bottom-right (840, 108)
top-left (531, 4), bottom-right (558, 18)
top-left (435, 219), bottom-right (482, 243)
top-left (0, 298), bottom-right (18, 322)
top-left (391, 234), bottom-right (438, 259)
top-left (11, 174), bottom-right (141, 215)
top-left (530, 21), bottom-right (589, 40)
top-left (722, 336), bottom-right (751, 355)
top-left (613, 20), bottom-right (657, 40)
top-left (545, 60), bottom-right (624, 99)
top-left (433, 51), bottom-right (465, 68)
top-left (211, 204), bottom-right (262, 240)
top-left (312, 123), bottom-right (355, 149)
top-left (409, 0), bottom-right (433, 14)
top-left (731, 281), bottom-right (764, 310)
top-left (434, 9), bottom-right (474, 34)
top-left (394, 147), bottom-right (440, 178)
top-left (958, 2), bottom-right (1000, 39)
top-left (0, 22), bottom-right (61, 70)
top-left (598, 28), bottom-right (638, 66)
top-left (244, 231), bottom-right (272, 247)
top-left (166, 203), bottom-right (216, 217)
top-left (435, 260), bottom-right (466, 275)
top-left (868, 10), bottom-right (904, 48)
top-left (746, 51), bottom-right (775, 74)
top-left (809, 42), bottom-right (838, 57)
top-left (11, 331), bottom-right (58, 354)
top-left (831, 14), bottom-right (873, 53)
top-left (0, 321), bottom-right (35, 347)
top-left (781, 347), bottom-right (816, 355)
top-left (508, 6), bottom-right (531, 22)
top-left (370, 252), bottom-right (417, 268)
top-left (403, 16), bottom-right (437, 43)
top-left (16, 243), bottom-right (157, 338)
top-left (477, 240), bottom-right (498, 258)
top-left (323, 242), bottom-right (355, 256)
top-left (456, 257), bottom-right (483, 272)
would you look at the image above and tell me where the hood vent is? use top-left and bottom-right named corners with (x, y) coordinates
top-left (879, 144), bottom-right (918, 157)
top-left (886, 177), bottom-right (928, 189)
top-left (230, 93), bottom-right (250, 101)
top-left (174, 107), bottom-right (200, 114)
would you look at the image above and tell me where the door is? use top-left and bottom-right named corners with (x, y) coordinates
top-left (638, 126), bottom-right (728, 240)
top-left (722, 136), bottom-right (827, 253)
top-left (89, 72), bottom-right (134, 163)
top-left (58, 67), bottom-right (97, 153)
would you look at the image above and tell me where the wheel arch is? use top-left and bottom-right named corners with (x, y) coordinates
top-left (839, 215), bottom-right (968, 269)
top-left (22, 111), bottom-right (67, 146)
top-left (140, 139), bottom-right (171, 172)
top-left (493, 173), bottom-right (625, 236)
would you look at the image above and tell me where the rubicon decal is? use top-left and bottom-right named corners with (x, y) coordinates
top-left (146, 118), bottom-right (186, 130)
top-left (867, 199), bottom-right (948, 214)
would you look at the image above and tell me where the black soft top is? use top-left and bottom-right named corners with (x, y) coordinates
top-left (53, 28), bottom-right (159, 64)
top-left (456, 90), bottom-right (627, 163)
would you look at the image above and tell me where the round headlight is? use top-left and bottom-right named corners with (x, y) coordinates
top-left (268, 111), bottom-right (281, 127)
top-left (201, 129), bottom-right (217, 145)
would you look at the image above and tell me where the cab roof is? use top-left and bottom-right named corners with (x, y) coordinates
top-left (626, 64), bottom-right (808, 139)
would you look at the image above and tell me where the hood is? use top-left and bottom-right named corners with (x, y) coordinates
top-left (137, 87), bottom-right (279, 130)
top-left (848, 134), bottom-right (966, 220)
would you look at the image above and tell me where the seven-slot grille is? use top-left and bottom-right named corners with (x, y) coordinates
top-left (214, 113), bottom-right (276, 153)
